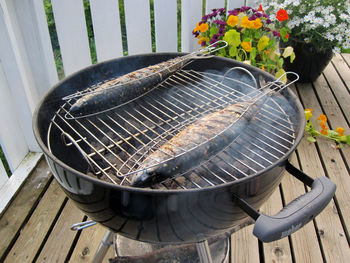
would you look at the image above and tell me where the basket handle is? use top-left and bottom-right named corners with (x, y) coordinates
top-left (236, 161), bottom-right (336, 242)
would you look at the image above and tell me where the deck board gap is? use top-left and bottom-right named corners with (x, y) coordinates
top-left (287, 235), bottom-right (296, 263)
top-left (330, 195), bottom-right (350, 246)
top-left (312, 218), bottom-right (327, 263)
top-left (258, 240), bottom-right (265, 263)
top-left (32, 197), bottom-right (69, 262)
top-left (65, 214), bottom-right (89, 262)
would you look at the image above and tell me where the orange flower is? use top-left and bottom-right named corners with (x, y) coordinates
top-left (193, 22), bottom-right (209, 33)
top-left (317, 114), bottom-right (327, 124)
top-left (336, 127), bottom-right (345, 136)
top-left (276, 9), bottom-right (289, 22)
top-left (199, 23), bottom-right (209, 33)
top-left (241, 41), bottom-right (252, 52)
top-left (252, 18), bottom-right (263, 29)
top-left (241, 16), bottom-right (251, 28)
top-left (198, 37), bottom-right (209, 45)
top-left (320, 123), bottom-right (328, 135)
top-left (227, 15), bottom-right (239, 27)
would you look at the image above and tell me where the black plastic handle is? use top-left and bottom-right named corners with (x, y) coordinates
top-left (252, 161), bottom-right (336, 242)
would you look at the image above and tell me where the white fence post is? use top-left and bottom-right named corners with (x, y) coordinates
top-left (51, 0), bottom-right (92, 75)
top-left (154, 0), bottom-right (178, 52)
top-left (89, 0), bottom-right (124, 62)
top-left (123, 0), bottom-right (152, 55)
top-left (181, 0), bottom-right (203, 52)
top-left (227, 0), bottom-right (247, 10)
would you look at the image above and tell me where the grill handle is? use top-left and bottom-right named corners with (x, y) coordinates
top-left (237, 161), bottom-right (336, 242)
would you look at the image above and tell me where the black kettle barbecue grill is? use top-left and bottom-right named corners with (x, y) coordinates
top-left (33, 53), bottom-right (336, 262)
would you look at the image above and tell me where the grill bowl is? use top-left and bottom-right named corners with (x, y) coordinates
top-left (33, 53), bottom-right (306, 243)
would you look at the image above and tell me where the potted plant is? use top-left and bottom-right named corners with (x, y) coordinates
top-left (192, 7), bottom-right (295, 82)
top-left (262, 0), bottom-right (350, 82)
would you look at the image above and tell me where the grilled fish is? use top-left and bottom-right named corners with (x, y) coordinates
top-left (130, 101), bottom-right (261, 187)
top-left (68, 55), bottom-right (194, 117)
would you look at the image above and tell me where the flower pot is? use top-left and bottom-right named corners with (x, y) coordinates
top-left (281, 40), bottom-right (333, 83)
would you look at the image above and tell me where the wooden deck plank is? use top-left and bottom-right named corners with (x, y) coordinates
top-left (0, 159), bottom-right (51, 261)
top-left (231, 225), bottom-right (259, 263)
top-left (296, 82), bottom-right (350, 263)
top-left (332, 54), bottom-right (350, 92)
top-left (312, 75), bottom-right (350, 232)
top-left (35, 199), bottom-right (85, 262)
top-left (261, 186), bottom-right (293, 263)
top-left (69, 220), bottom-right (109, 262)
top-left (322, 62), bottom-right (350, 126)
top-left (341, 53), bottom-right (350, 70)
top-left (3, 179), bottom-right (67, 263)
top-left (283, 153), bottom-right (324, 263)
top-left (318, 65), bottom-right (350, 167)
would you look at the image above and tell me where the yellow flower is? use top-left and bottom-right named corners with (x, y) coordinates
top-left (241, 16), bottom-right (251, 28)
top-left (304, 109), bottom-right (313, 121)
top-left (336, 127), bottom-right (345, 136)
top-left (227, 15), bottom-right (239, 27)
top-left (241, 41), bottom-right (252, 52)
top-left (198, 37), bottom-right (209, 45)
top-left (257, 35), bottom-right (270, 51)
top-left (252, 18), bottom-right (262, 29)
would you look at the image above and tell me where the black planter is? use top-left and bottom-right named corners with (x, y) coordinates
top-left (282, 40), bottom-right (333, 83)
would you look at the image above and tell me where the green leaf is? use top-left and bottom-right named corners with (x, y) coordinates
top-left (268, 38), bottom-right (275, 48)
top-left (290, 52), bottom-right (296, 63)
top-left (229, 45), bottom-right (237, 58)
top-left (278, 58), bottom-right (284, 68)
top-left (209, 26), bottom-right (219, 38)
top-left (250, 47), bottom-right (257, 61)
top-left (223, 29), bottom-right (241, 47)
top-left (282, 46), bottom-right (294, 58)
top-left (275, 68), bottom-right (287, 83)
top-left (219, 48), bottom-right (227, 57)
top-left (346, 135), bottom-right (350, 145)
top-left (328, 130), bottom-right (339, 138)
top-left (307, 136), bottom-right (317, 143)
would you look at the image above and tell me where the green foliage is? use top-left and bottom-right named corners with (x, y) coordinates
top-left (0, 145), bottom-right (11, 177)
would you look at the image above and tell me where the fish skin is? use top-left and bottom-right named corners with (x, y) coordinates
top-left (69, 56), bottom-right (191, 116)
top-left (130, 102), bottom-right (255, 187)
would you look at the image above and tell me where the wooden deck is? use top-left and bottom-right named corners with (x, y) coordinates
top-left (1, 53), bottom-right (350, 263)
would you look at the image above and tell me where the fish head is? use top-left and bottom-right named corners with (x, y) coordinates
top-left (131, 167), bottom-right (159, 188)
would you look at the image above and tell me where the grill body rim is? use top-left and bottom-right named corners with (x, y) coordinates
top-left (33, 53), bottom-right (305, 194)
top-left (33, 53), bottom-right (305, 243)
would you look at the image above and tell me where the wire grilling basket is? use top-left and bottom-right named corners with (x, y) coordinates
top-left (47, 66), bottom-right (298, 189)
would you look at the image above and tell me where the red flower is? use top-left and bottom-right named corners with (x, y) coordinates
top-left (276, 9), bottom-right (289, 22)
top-left (285, 33), bottom-right (290, 39)
top-left (258, 4), bottom-right (264, 13)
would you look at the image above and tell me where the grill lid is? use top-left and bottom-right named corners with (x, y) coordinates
top-left (47, 66), bottom-right (298, 189)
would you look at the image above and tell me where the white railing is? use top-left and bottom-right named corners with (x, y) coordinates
top-left (0, 0), bottom-right (255, 206)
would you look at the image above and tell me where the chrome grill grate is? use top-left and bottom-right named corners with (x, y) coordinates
top-left (47, 69), bottom-right (296, 189)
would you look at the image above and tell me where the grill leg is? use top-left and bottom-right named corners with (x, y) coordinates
top-left (196, 240), bottom-right (213, 263)
top-left (92, 230), bottom-right (114, 263)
